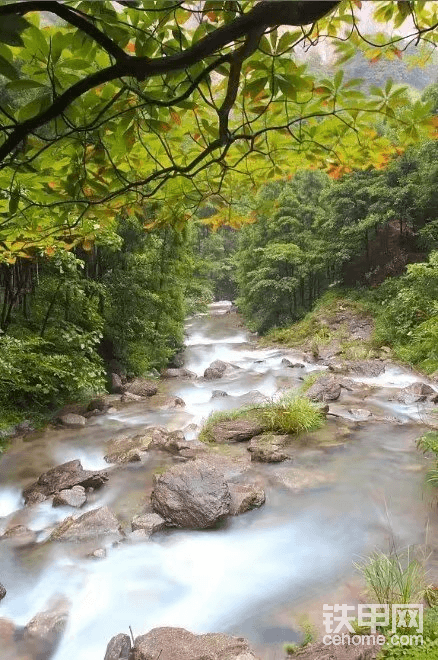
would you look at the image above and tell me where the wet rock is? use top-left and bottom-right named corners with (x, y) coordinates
top-left (22, 599), bottom-right (69, 660)
top-left (0, 582), bottom-right (6, 600)
top-left (0, 617), bottom-right (15, 649)
top-left (111, 373), bottom-right (124, 394)
top-left (127, 529), bottom-right (150, 542)
top-left (211, 390), bottom-right (229, 398)
top-left (161, 368), bottom-right (196, 379)
top-left (329, 360), bottom-right (386, 377)
top-left (50, 506), bottom-right (123, 542)
top-left (291, 637), bottom-right (383, 660)
top-left (348, 408), bottom-right (373, 421)
top-left (104, 429), bottom-right (164, 463)
top-left (59, 413), bottom-right (86, 428)
top-left (228, 482), bottom-right (265, 515)
top-left (124, 378), bottom-right (158, 397)
top-left (148, 429), bottom-right (205, 458)
top-left (247, 434), bottom-right (291, 462)
top-left (306, 376), bottom-right (342, 402)
top-left (204, 359), bottom-right (229, 380)
top-left (208, 418), bottom-right (265, 444)
top-left (120, 391), bottom-right (143, 403)
top-left (132, 627), bottom-right (257, 660)
top-left (151, 461), bottom-right (231, 529)
top-left (23, 460), bottom-right (108, 504)
top-left (104, 633), bottom-right (131, 660)
top-left (281, 358), bottom-right (304, 368)
top-left (1, 525), bottom-right (37, 545)
top-left (396, 382), bottom-right (435, 404)
top-left (131, 513), bottom-right (167, 536)
top-left (158, 396), bottom-right (185, 409)
top-left (52, 485), bottom-right (87, 508)
top-left (87, 548), bottom-right (106, 559)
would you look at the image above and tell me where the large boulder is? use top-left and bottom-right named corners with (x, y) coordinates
top-left (23, 460), bottom-right (108, 505)
top-left (207, 418), bottom-right (264, 444)
top-left (111, 373), bottom-right (124, 394)
top-left (151, 461), bottom-right (231, 529)
top-left (104, 633), bottom-right (131, 660)
top-left (329, 360), bottom-right (385, 377)
top-left (247, 434), bottom-right (291, 463)
top-left (131, 627), bottom-right (257, 660)
top-left (50, 506), bottom-right (123, 542)
top-left (52, 485), bottom-right (87, 508)
top-left (396, 382), bottom-right (435, 404)
top-left (204, 360), bottom-right (229, 380)
top-left (104, 428), bottom-right (166, 464)
top-left (228, 483), bottom-right (265, 515)
top-left (123, 378), bottom-right (158, 397)
top-left (306, 376), bottom-right (342, 402)
top-left (22, 598), bottom-right (69, 660)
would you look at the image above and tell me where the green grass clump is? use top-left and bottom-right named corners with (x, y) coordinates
top-left (417, 432), bottom-right (438, 487)
top-left (257, 393), bottom-right (324, 435)
top-left (379, 606), bottom-right (438, 659)
top-left (354, 548), bottom-right (429, 608)
top-left (199, 394), bottom-right (324, 443)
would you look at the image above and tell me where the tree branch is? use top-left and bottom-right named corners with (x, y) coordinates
top-left (0, 1), bottom-right (129, 62)
top-left (0, 0), bottom-right (339, 164)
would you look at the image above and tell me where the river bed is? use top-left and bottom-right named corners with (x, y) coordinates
top-left (0, 301), bottom-right (437, 660)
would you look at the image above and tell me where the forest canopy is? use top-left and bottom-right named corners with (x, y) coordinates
top-left (0, 0), bottom-right (438, 262)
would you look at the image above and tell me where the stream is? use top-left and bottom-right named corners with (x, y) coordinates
top-left (1, 301), bottom-right (438, 660)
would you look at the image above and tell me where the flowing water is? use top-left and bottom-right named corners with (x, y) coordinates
top-left (0, 301), bottom-right (437, 660)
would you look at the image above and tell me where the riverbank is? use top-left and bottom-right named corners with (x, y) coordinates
top-left (0, 301), bottom-right (437, 660)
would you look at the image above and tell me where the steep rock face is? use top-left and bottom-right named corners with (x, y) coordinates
top-left (131, 627), bottom-right (258, 660)
top-left (50, 506), bottom-right (123, 542)
top-left (151, 461), bottom-right (231, 529)
top-left (23, 460), bottom-right (108, 505)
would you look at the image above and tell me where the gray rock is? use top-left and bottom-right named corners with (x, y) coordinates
top-left (329, 360), bottom-right (386, 377)
top-left (158, 396), bottom-right (185, 408)
top-left (207, 418), bottom-right (265, 444)
top-left (131, 513), bottom-right (167, 536)
top-left (281, 358), bottom-right (304, 368)
top-left (348, 408), bottom-right (373, 421)
top-left (151, 461), bottom-right (231, 529)
top-left (104, 429), bottom-right (164, 464)
top-left (306, 376), bottom-right (342, 402)
top-left (50, 506), bottom-right (123, 542)
top-left (161, 368), bottom-right (196, 379)
top-left (168, 351), bottom-right (185, 369)
top-left (104, 633), bottom-right (131, 660)
top-left (22, 598), bottom-right (69, 660)
top-left (124, 378), bottom-right (158, 397)
top-left (131, 627), bottom-right (257, 660)
top-left (15, 420), bottom-right (35, 435)
top-left (111, 373), bottom-right (124, 394)
top-left (52, 485), bottom-right (87, 508)
top-left (148, 430), bottom-right (205, 458)
top-left (120, 391), bottom-right (143, 403)
top-left (59, 413), bottom-right (86, 428)
top-left (211, 390), bottom-right (229, 398)
top-left (87, 397), bottom-right (108, 412)
top-left (23, 460), bottom-right (108, 504)
top-left (228, 483), bottom-right (266, 515)
top-left (204, 360), bottom-right (229, 380)
top-left (0, 582), bottom-right (6, 600)
top-left (247, 434), bottom-right (290, 462)
top-left (396, 382), bottom-right (435, 404)
top-left (87, 548), bottom-right (106, 559)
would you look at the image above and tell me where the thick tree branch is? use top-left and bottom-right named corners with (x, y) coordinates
top-left (0, 1), bottom-right (129, 62)
top-left (0, 1), bottom-right (339, 164)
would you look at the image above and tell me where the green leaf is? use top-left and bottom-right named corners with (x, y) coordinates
top-left (5, 79), bottom-right (46, 91)
top-left (0, 15), bottom-right (30, 46)
top-left (0, 53), bottom-right (18, 80)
